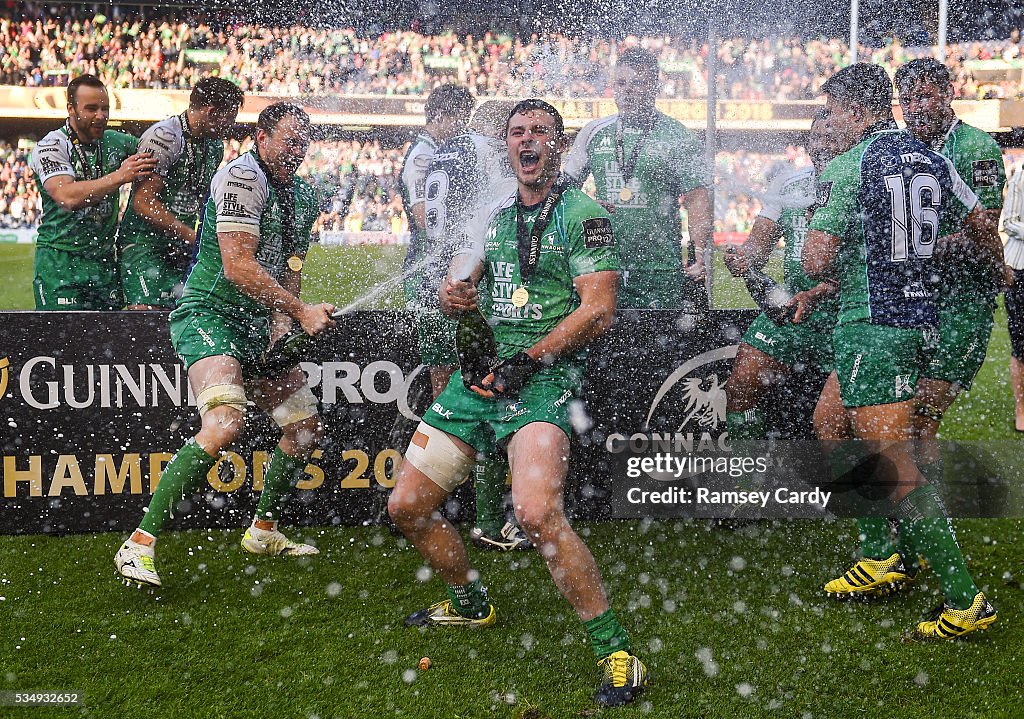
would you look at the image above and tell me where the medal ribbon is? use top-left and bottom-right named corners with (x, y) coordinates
top-left (253, 149), bottom-right (297, 261)
top-left (63, 121), bottom-right (104, 182)
top-left (615, 115), bottom-right (655, 187)
top-left (516, 175), bottom-right (569, 283)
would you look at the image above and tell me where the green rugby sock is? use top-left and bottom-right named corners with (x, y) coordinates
top-left (139, 439), bottom-right (217, 536)
top-left (255, 447), bottom-right (308, 522)
top-left (474, 455), bottom-right (508, 534)
top-left (447, 578), bottom-right (490, 618)
top-left (727, 409), bottom-right (764, 441)
top-left (896, 485), bottom-right (978, 609)
top-left (585, 609), bottom-right (631, 660)
top-left (856, 517), bottom-right (895, 559)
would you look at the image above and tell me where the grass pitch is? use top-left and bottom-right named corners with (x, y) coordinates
top-left (1, 520), bottom-right (1021, 718)
top-left (1, 243), bottom-right (1022, 717)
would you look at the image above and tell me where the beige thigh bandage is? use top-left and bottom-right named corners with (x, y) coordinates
top-left (404, 422), bottom-right (474, 492)
top-left (270, 386), bottom-right (319, 427)
top-left (196, 383), bottom-right (248, 417)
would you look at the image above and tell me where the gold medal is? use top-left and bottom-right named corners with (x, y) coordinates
top-left (511, 287), bottom-right (530, 308)
top-left (287, 255), bottom-right (303, 272)
top-left (619, 187), bottom-right (634, 203)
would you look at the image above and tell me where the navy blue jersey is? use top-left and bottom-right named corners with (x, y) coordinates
top-left (810, 128), bottom-right (978, 329)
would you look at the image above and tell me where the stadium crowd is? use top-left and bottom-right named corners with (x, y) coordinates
top-left (3, 136), bottom-right (1022, 236)
top-left (2, 12), bottom-right (1024, 99)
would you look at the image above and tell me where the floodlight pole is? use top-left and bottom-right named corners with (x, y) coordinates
top-left (850, 0), bottom-right (859, 63)
top-left (938, 0), bottom-right (948, 61)
top-left (704, 18), bottom-right (717, 309)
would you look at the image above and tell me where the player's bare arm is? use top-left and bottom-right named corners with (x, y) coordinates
top-left (529, 269), bottom-right (618, 362)
top-left (472, 269), bottom-right (617, 398)
top-left (131, 173), bottom-right (198, 246)
top-left (43, 152), bottom-right (157, 210)
top-left (682, 185), bottom-right (713, 277)
top-left (787, 281), bottom-right (838, 324)
top-left (724, 216), bottom-right (783, 277)
top-left (438, 259), bottom-right (484, 316)
top-left (801, 228), bottom-right (842, 279)
top-left (269, 267), bottom-right (303, 343)
top-left (218, 230), bottom-right (334, 335)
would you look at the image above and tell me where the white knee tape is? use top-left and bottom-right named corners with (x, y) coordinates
top-left (270, 386), bottom-right (319, 427)
top-left (404, 422), bottom-right (474, 492)
top-left (196, 383), bottom-right (248, 417)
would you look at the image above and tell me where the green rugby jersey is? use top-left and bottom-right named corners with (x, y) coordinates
top-left (564, 111), bottom-right (707, 303)
top-left (931, 118), bottom-right (1006, 301)
top-left (177, 150), bottom-right (319, 322)
top-left (809, 127), bottom-right (978, 329)
top-left (118, 113), bottom-right (224, 252)
top-left (29, 125), bottom-right (138, 256)
top-left (474, 186), bottom-right (619, 377)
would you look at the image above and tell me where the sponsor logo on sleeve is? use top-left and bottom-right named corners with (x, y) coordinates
top-left (582, 217), bottom-right (614, 248)
top-left (153, 125), bottom-right (178, 143)
top-left (971, 159), bottom-right (1000, 188)
top-left (815, 181), bottom-right (833, 208)
top-left (229, 165), bottom-right (259, 182)
top-left (38, 157), bottom-right (67, 177)
top-left (220, 192), bottom-right (250, 218)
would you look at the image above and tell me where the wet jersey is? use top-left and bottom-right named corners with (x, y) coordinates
top-left (473, 186), bottom-right (619, 378)
top-left (177, 150), bottom-right (319, 322)
top-left (118, 113), bottom-right (224, 251)
top-left (758, 164), bottom-right (838, 321)
top-left (563, 111), bottom-right (708, 304)
top-left (931, 118), bottom-right (1006, 302)
top-left (420, 132), bottom-right (515, 306)
top-left (810, 128), bottom-right (978, 329)
top-left (29, 126), bottom-right (138, 256)
top-left (399, 132), bottom-right (437, 284)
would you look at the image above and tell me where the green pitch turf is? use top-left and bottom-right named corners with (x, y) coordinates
top-left (1, 244), bottom-right (1022, 716)
top-left (1, 520), bottom-right (1021, 718)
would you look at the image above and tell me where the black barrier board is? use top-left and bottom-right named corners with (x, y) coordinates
top-left (11, 309), bottom-right (949, 533)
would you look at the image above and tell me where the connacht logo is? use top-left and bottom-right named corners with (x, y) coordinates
top-left (0, 357), bottom-right (8, 400)
top-left (644, 346), bottom-right (737, 432)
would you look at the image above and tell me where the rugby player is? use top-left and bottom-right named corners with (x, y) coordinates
top-left (115, 103), bottom-right (336, 588)
top-left (399, 83), bottom-right (475, 388)
top-left (723, 111), bottom-right (842, 441)
top-left (29, 74), bottom-right (156, 309)
top-left (804, 64), bottom-right (997, 639)
top-left (564, 46), bottom-right (712, 311)
top-left (420, 99), bottom-right (531, 551)
top-left (897, 57), bottom-right (1006, 512)
top-left (388, 99), bottom-right (648, 706)
top-left (118, 77), bottom-right (243, 309)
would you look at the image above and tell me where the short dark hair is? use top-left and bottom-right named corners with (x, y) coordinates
top-left (67, 74), bottom-right (106, 107)
top-left (425, 83), bottom-right (475, 123)
top-left (504, 98), bottom-right (564, 137)
top-left (820, 63), bottom-right (893, 115)
top-left (257, 102), bottom-right (310, 134)
top-left (894, 58), bottom-right (952, 97)
top-left (190, 77), bottom-right (243, 111)
top-left (617, 47), bottom-right (660, 80)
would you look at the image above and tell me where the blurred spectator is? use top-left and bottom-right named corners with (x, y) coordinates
top-left (0, 10), bottom-right (1023, 100)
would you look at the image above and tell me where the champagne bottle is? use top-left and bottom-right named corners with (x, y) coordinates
top-left (745, 268), bottom-right (795, 325)
top-left (456, 307), bottom-right (499, 390)
top-left (254, 311), bottom-right (341, 378)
